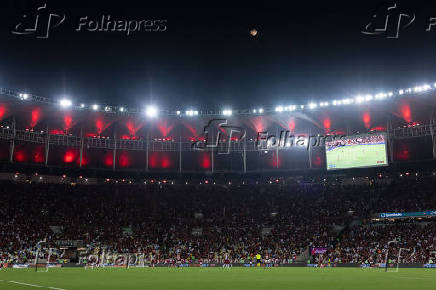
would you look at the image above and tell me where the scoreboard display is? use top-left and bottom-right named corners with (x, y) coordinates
top-left (325, 134), bottom-right (388, 170)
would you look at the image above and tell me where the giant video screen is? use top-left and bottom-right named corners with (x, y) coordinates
top-left (325, 134), bottom-right (388, 170)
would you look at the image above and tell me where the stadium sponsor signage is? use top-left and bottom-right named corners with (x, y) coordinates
top-left (378, 211), bottom-right (436, 219)
top-left (311, 248), bottom-right (327, 255)
top-left (12, 264), bottom-right (29, 268)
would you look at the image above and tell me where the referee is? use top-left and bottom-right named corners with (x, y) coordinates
top-left (256, 253), bottom-right (261, 267)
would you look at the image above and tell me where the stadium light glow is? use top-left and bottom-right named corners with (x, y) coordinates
top-left (259, 108), bottom-right (264, 113)
top-left (308, 103), bottom-right (317, 109)
top-left (399, 90), bottom-right (404, 95)
top-left (253, 109), bottom-right (257, 113)
top-left (80, 103), bottom-right (85, 108)
top-left (145, 105), bottom-right (158, 118)
top-left (186, 110), bottom-right (198, 116)
top-left (119, 107), bottom-right (125, 112)
top-left (92, 104), bottom-right (99, 111)
top-left (355, 96), bottom-right (364, 104)
top-left (176, 111), bottom-right (181, 115)
top-left (222, 109), bottom-right (232, 116)
top-left (104, 106), bottom-right (111, 112)
top-left (19, 93), bottom-right (29, 100)
top-left (365, 94), bottom-right (373, 101)
top-left (59, 99), bottom-right (72, 108)
top-left (275, 106), bottom-right (284, 112)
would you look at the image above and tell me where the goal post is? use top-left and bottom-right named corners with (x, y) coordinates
top-left (384, 239), bottom-right (413, 273)
top-left (34, 240), bottom-right (58, 272)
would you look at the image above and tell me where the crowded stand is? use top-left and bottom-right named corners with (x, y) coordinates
top-left (0, 175), bottom-right (435, 266)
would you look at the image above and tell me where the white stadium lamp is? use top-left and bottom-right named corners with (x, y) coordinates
top-left (145, 105), bottom-right (158, 118)
top-left (308, 103), bottom-right (317, 109)
top-left (92, 104), bottom-right (99, 111)
top-left (275, 106), bottom-right (283, 112)
top-left (19, 93), bottom-right (29, 100)
top-left (222, 109), bottom-right (232, 116)
top-left (59, 99), bottom-right (72, 108)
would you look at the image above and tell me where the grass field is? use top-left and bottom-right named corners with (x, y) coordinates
top-left (326, 143), bottom-right (387, 170)
top-left (1, 267), bottom-right (435, 290)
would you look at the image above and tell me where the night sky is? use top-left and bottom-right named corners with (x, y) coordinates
top-left (1, 0), bottom-right (436, 111)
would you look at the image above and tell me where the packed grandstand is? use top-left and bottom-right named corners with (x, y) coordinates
top-left (1, 173), bottom-right (435, 267)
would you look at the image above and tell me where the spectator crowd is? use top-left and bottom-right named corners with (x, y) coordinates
top-left (0, 176), bottom-right (435, 265)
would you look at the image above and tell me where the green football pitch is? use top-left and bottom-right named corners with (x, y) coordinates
top-left (1, 267), bottom-right (435, 290)
top-left (326, 143), bottom-right (387, 170)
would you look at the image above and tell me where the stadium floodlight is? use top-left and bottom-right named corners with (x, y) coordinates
top-left (145, 105), bottom-right (158, 118)
top-left (119, 107), bottom-right (125, 112)
top-left (308, 103), bottom-right (317, 109)
top-left (259, 108), bottom-right (264, 113)
top-left (19, 93), bottom-right (29, 100)
top-left (275, 106), bottom-right (284, 112)
top-left (59, 99), bottom-right (72, 108)
top-left (176, 110), bottom-right (181, 115)
top-left (80, 103), bottom-right (85, 108)
top-left (342, 98), bottom-right (352, 105)
top-left (194, 110), bottom-right (199, 116)
top-left (92, 104), bottom-right (99, 111)
top-left (300, 105), bottom-right (305, 109)
top-left (104, 106), bottom-right (111, 112)
top-left (222, 109), bottom-right (232, 116)
top-left (434, 83), bottom-right (436, 88)
top-left (253, 109), bottom-right (257, 113)
top-left (355, 95), bottom-right (364, 104)
top-left (365, 94), bottom-right (373, 101)
top-left (288, 105), bottom-right (297, 111)
top-left (388, 92), bottom-right (393, 97)
top-left (399, 90), bottom-right (404, 95)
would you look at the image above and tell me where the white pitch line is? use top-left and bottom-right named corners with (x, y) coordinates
top-left (9, 281), bottom-right (44, 288)
top-left (7, 280), bottom-right (67, 290)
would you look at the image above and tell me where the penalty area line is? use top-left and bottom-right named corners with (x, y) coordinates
top-left (6, 280), bottom-right (68, 290)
